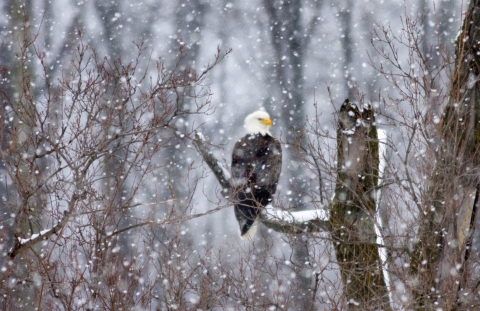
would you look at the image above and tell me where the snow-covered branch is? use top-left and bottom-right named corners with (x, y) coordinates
top-left (260, 205), bottom-right (330, 233)
top-left (8, 196), bottom-right (76, 259)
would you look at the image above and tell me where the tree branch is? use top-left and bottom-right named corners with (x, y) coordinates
top-left (8, 194), bottom-right (78, 260)
top-left (192, 131), bottom-right (231, 191)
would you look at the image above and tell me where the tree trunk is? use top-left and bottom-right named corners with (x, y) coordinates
top-left (330, 100), bottom-right (390, 310)
top-left (410, 0), bottom-right (480, 309)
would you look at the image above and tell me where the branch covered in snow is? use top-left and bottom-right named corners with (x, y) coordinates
top-left (260, 205), bottom-right (330, 233)
top-left (8, 195), bottom-right (77, 259)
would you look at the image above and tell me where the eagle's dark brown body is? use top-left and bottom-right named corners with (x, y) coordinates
top-left (231, 133), bottom-right (282, 237)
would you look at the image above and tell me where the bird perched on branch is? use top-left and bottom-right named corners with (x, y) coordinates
top-left (231, 111), bottom-right (282, 239)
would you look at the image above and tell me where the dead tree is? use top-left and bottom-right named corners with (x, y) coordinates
top-left (331, 100), bottom-right (390, 309)
top-left (410, 0), bottom-right (480, 309)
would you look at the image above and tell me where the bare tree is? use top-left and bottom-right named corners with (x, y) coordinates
top-left (410, 0), bottom-right (480, 308)
top-left (0, 13), bottom-right (230, 307)
top-left (368, 1), bottom-right (480, 309)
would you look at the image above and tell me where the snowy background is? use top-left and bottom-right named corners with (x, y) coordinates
top-left (0, 0), bottom-right (466, 309)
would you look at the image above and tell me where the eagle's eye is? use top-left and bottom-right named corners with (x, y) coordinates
top-left (258, 118), bottom-right (263, 121)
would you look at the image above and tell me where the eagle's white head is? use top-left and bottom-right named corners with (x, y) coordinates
top-left (244, 110), bottom-right (273, 136)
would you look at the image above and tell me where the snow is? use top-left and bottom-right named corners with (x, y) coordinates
top-left (375, 128), bottom-right (392, 307)
top-left (341, 128), bottom-right (356, 135)
top-left (264, 204), bottom-right (328, 222)
top-left (196, 131), bottom-right (205, 141)
top-left (18, 228), bottom-right (53, 245)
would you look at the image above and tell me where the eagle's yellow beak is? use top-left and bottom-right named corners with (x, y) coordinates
top-left (262, 118), bottom-right (272, 126)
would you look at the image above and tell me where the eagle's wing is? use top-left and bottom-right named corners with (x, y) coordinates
top-left (231, 138), bottom-right (250, 188)
top-left (264, 137), bottom-right (282, 194)
top-left (232, 136), bottom-right (282, 191)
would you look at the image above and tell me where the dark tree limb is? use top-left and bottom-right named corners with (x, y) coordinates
top-left (8, 195), bottom-right (77, 260)
top-left (192, 132), bottom-right (231, 191)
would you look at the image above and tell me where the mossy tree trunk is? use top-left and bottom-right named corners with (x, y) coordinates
top-left (410, 0), bottom-right (480, 309)
top-left (330, 100), bottom-right (390, 310)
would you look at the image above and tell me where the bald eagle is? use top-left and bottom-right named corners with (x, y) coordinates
top-left (232, 111), bottom-right (282, 239)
